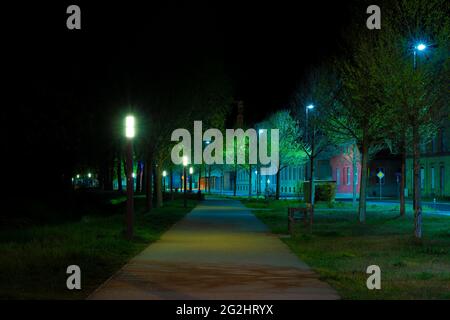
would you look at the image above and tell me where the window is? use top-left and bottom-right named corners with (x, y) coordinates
top-left (289, 187), bottom-right (292, 193)
top-left (420, 167), bottom-right (425, 189)
top-left (336, 168), bottom-right (341, 185)
top-left (293, 187), bottom-right (296, 193)
top-left (346, 167), bottom-right (351, 185)
top-left (354, 166), bottom-right (358, 185)
top-left (289, 167), bottom-right (292, 180)
top-left (431, 167), bottom-right (435, 189)
top-left (440, 166), bottom-right (445, 193)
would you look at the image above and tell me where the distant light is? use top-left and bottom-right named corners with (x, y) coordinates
top-left (189, 167), bottom-right (194, 174)
top-left (182, 156), bottom-right (188, 167)
top-left (132, 172), bottom-right (136, 178)
top-left (88, 173), bottom-right (92, 178)
top-left (267, 179), bottom-right (270, 184)
top-left (76, 174), bottom-right (80, 179)
top-left (162, 170), bottom-right (167, 177)
top-left (254, 170), bottom-right (258, 175)
top-left (125, 115), bottom-right (135, 138)
top-left (205, 140), bottom-right (210, 144)
top-left (307, 104), bottom-right (315, 110)
top-left (71, 177), bottom-right (74, 182)
top-left (416, 43), bottom-right (427, 51)
top-left (258, 129), bottom-right (264, 134)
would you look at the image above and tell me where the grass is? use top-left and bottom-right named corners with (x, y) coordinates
top-left (0, 196), bottom-right (197, 299)
top-left (241, 198), bottom-right (450, 300)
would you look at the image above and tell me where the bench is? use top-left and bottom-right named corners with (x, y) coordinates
top-left (287, 204), bottom-right (314, 235)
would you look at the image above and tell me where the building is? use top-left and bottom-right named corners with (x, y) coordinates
top-left (406, 117), bottom-right (450, 199)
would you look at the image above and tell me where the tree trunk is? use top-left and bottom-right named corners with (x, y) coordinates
top-left (145, 159), bottom-right (153, 212)
top-left (352, 144), bottom-right (358, 207)
top-left (412, 124), bottom-right (422, 239)
top-left (204, 166), bottom-right (208, 193)
top-left (136, 161), bottom-right (142, 193)
top-left (400, 137), bottom-right (406, 217)
top-left (358, 136), bottom-right (369, 223)
top-left (233, 166), bottom-right (237, 196)
top-left (117, 152), bottom-right (123, 192)
top-left (170, 167), bottom-right (174, 200)
top-left (208, 165), bottom-right (212, 193)
top-left (197, 164), bottom-right (202, 194)
top-left (248, 165), bottom-right (252, 199)
top-left (275, 165), bottom-right (280, 200)
top-left (155, 167), bottom-right (163, 208)
top-left (310, 157), bottom-right (315, 205)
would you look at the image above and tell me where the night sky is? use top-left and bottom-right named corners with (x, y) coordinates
top-left (4, 1), bottom-right (359, 194)
top-left (7, 1), bottom-right (355, 122)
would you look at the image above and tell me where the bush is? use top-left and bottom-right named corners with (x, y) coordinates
top-left (303, 181), bottom-right (336, 203)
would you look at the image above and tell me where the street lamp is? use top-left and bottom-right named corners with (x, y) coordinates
top-left (87, 173), bottom-right (92, 178)
top-left (413, 42), bottom-right (427, 70)
top-left (125, 115), bottom-right (135, 240)
top-left (182, 156), bottom-right (188, 207)
top-left (189, 167), bottom-right (194, 192)
top-left (162, 170), bottom-right (167, 192)
top-left (306, 104), bottom-right (316, 206)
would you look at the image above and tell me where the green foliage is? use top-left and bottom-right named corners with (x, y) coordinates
top-left (303, 181), bottom-right (336, 203)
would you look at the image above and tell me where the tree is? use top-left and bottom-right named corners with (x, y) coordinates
top-left (259, 111), bottom-right (307, 200)
top-left (370, 0), bottom-right (449, 236)
top-left (322, 38), bottom-right (392, 223)
top-left (291, 68), bottom-right (339, 207)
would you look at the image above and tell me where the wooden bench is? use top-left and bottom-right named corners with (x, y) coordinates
top-left (287, 204), bottom-right (314, 235)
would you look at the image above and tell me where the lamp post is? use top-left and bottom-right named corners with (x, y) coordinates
top-left (304, 104), bottom-right (314, 183)
top-left (162, 170), bottom-right (167, 193)
top-left (413, 43), bottom-right (427, 70)
top-left (305, 104), bottom-right (315, 201)
top-left (125, 115), bottom-right (135, 240)
top-left (411, 42), bottom-right (429, 238)
top-left (189, 167), bottom-right (194, 192)
top-left (183, 156), bottom-right (188, 208)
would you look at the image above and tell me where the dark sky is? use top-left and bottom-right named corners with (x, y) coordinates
top-left (3, 0), bottom-right (361, 193)
top-left (6, 1), bottom-right (354, 124)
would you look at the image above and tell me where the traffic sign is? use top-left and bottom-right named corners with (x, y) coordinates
top-left (377, 171), bottom-right (384, 179)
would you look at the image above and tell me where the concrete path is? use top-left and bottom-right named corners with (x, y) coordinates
top-left (89, 198), bottom-right (339, 300)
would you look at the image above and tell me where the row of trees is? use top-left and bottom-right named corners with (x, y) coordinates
top-left (277, 0), bottom-right (448, 239)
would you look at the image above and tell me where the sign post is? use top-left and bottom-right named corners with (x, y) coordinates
top-left (377, 170), bottom-right (385, 200)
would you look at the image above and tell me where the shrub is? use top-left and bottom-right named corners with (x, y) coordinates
top-left (303, 181), bottom-right (336, 203)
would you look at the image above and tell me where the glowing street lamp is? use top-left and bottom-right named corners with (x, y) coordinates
top-left (416, 43), bottom-right (427, 51)
top-left (162, 170), bottom-right (167, 192)
top-left (183, 156), bottom-right (188, 207)
top-left (124, 114), bottom-right (136, 240)
top-left (413, 42), bottom-right (428, 70)
top-left (88, 173), bottom-right (92, 178)
top-left (189, 167), bottom-right (194, 192)
top-left (76, 174), bottom-right (80, 179)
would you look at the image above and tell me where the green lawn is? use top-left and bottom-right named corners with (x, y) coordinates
top-left (241, 199), bottom-right (450, 300)
top-left (0, 197), bottom-right (197, 299)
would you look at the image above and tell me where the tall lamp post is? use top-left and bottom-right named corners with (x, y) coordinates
top-left (305, 104), bottom-right (315, 205)
top-left (162, 170), bottom-right (167, 193)
top-left (413, 43), bottom-right (427, 70)
top-left (304, 104), bottom-right (314, 184)
top-left (125, 115), bottom-right (135, 240)
top-left (411, 42), bottom-right (428, 238)
top-left (189, 167), bottom-right (194, 192)
top-left (183, 156), bottom-right (188, 208)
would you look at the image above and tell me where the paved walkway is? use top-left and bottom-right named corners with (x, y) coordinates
top-left (89, 198), bottom-right (339, 300)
